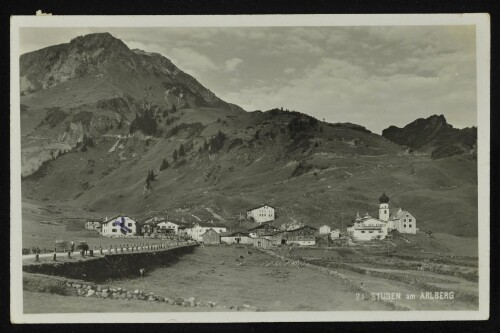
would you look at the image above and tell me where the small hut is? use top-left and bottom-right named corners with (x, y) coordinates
top-left (253, 237), bottom-right (272, 249)
top-left (201, 228), bottom-right (221, 245)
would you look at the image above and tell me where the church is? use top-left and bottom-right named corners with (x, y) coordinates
top-left (347, 192), bottom-right (417, 241)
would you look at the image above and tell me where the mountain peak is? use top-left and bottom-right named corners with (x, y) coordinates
top-left (382, 114), bottom-right (476, 159)
top-left (69, 32), bottom-right (128, 52)
top-left (19, 31), bottom-right (242, 112)
top-left (426, 114), bottom-right (448, 126)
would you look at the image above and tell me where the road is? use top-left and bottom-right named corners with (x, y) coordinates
top-left (23, 241), bottom-right (195, 263)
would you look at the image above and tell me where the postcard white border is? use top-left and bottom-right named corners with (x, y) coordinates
top-left (10, 13), bottom-right (490, 323)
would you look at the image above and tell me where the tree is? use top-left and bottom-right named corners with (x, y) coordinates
top-left (173, 149), bottom-right (178, 161)
top-left (129, 109), bottom-right (158, 136)
top-left (209, 130), bottom-right (227, 153)
top-left (145, 169), bottom-right (156, 188)
top-left (160, 159), bottom-right (169, 171)
top-left (179, 144), bottom-right (185, 156)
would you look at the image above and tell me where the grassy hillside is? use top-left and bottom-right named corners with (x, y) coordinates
top-left (22, 107), bottom-right (477, 238)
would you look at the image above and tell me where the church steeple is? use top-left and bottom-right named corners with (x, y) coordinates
top-left (379, 192), bottom-right (390, 204)
top-left (378, 192), bottom-right (390, 221)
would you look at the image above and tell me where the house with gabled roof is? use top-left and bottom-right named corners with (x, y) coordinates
top-left (319, 225), bottom-right (331, 234)
top-left (101, 215), bottom-right (137, 237)
top-left (220, 231), bottom-right (252, 244)
top-left (248, 223), bottom-right (279, 238)
top-left (85, 217), bottom-right (103, 231)
top-left (188, 220), bottom-right (227, 241)
top-left (275, 225), bottom-right (317, 246)
top-left (201, 228), bottom-right (221, 244)
top-left (246, 204), bottom-right (275, 223)
top-left (389, 208), bottom-right (417, 234)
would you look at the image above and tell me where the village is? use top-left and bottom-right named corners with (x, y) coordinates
top-left (82, 192), bottom-right (418, 249)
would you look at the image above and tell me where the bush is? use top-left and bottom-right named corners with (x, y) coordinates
top-left (23, 275), bottom-right (76, 296)
top-left (129, 109), bottom-right (158, 136)
top-left (209, 131), bottom-right (227, 153)
top-left (160, 159), bottom-right (169, 171)
top-left (291, 161), bottom-right (313, 177)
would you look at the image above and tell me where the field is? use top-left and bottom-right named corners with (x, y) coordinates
top-left (23, 239), bottom-right (478, 313)
top-left (274, 234), bottom-right (478, 310)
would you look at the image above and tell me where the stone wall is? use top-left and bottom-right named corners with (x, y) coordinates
top-left (23, 245), bottom-right (196, 282)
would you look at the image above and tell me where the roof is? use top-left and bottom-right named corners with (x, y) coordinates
top-left (330, 229), bottom-right (340, 232)
top-left (319, 225), bottom-right (331, 228)
top-left (201, 228), bottom-right (221, 236)
top-left (379, 192), bottom-right (390, 204)
top-left (196, 220), bottom-right (227, 228)
top-left (102, 215), bottom-right (134, 224)
top-left (286, 225), bottom-right (317, 232)
top-left (390, 208), bottom-right (413, 221)
top-left (248, 223), bottom-right (278, 231)
top-left (246, 204), bottom-right (275, 212)
top-left (220, 231), bottom-right (250, 237)
top-left (261, 231), bottom-right (280, 236)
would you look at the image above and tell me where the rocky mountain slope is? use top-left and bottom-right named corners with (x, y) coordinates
top-left (20, 33), bottom-right (478, 237)
top-left (382, 115), bottom-right (477, 159)
top-left (20, 32), bottom-right (242, 176)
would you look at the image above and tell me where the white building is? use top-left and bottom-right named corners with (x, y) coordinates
top-left (348, 192), bottom-right (417, 240)
top-left (220, 231), bottom-right (253, 245)
top-left (390, 208), bottom-right (418, 234)
top-left (85, 218), bottom-right (102, 231)
top-left (319, 225), bottom-right (331, 234)
top-left (101, 215), bottom-right (137, 237)
top-left (157, 221), bottom-right (180, 235)
top-left (188, 221), bottom-right (227, 241)
top-left (379, 192), bottom-right (417, 234)
top-left (330, 229), bottom-right (340, 239)
top-left (246, 204), bottom-right (275, 223)
top-left (347, 213), bottom-right (388, 241)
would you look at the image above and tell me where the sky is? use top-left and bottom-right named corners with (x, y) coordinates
top-left (20, 26), bottom-right (477, 133)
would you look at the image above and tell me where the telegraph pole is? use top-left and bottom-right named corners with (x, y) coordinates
top-left (341, 211), bottom-right (344, 233)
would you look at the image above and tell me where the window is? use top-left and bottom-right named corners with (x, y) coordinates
top-left (384, 210), bottom-right (387, 214)
top-left (378, 231), bottom-right (382, 233)
top-left (369, 231), bottom-right (374, 233)
top-left (409, 224), bottom-right (412, 228)
top-left (409, 219), bottom-right (412, 222)
top-left (128, 223), bottom-right (132, 227)
top-left (361, 231), bottom-right (365, 233)
top-left (112, 229), bottom-right (117, 232)
top-left (403, 224), bottom-right (406, 228)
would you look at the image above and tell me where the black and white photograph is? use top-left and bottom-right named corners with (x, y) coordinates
top-left (10, 14), bottom-right (490, 323)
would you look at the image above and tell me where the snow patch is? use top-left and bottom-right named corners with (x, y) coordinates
top-left (204, 207), bottom-right (223, 221)
top-left (108, 140), bottom-right (120, 153)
